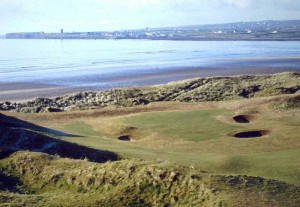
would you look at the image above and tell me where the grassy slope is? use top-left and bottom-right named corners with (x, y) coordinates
top-left (0, 151), bottom-right (299, 207)
top-left (5, 94), bottom-right (299, 186)
top-left (62, 97), bottom-right (299, 185)
top-left (1, 93), bottom-right (299, 206)
top-left (2, 72), bottom-right (299, 113)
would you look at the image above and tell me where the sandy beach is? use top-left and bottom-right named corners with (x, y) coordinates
top-left (0, 82), bottom-right (87, 102)
top-left (1, 38), bottom-right (300, 103)
top-left (1, 64), bottom-right (299, 103)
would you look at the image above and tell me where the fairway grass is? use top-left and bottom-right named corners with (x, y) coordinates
top-left (45, 99), bottom-right (298, 185)
top-left (3, 95), bottom-right (300, 185)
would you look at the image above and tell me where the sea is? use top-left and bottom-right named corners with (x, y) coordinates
top-left (1, 39), bottom-right (300, 89)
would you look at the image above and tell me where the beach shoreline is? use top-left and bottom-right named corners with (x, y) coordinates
top-left (1, 65), bottom-right (299, 103)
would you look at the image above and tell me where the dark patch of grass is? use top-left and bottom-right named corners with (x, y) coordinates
top-left (0, 170), bottom-right (33, 194)
top-left (0, 124), bottom-right (119, 163)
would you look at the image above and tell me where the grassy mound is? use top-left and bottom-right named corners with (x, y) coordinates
top-left (0, 151), bottom-right (299, 207)
top-left (271, 94), bottom-right (300, 110)
top-left (49, 94), bottom-right (298, 185)
top-left (0, 114), bottom-right (119, 163)
top-left (0, 83), bottom-right (299, 206)
top-left (1, 72), bottom-right (299, 113)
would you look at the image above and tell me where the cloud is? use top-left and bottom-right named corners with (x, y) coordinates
top-left (272, 0), bottom-right (300, 10)
top-left (221, 0), bottom-right (300, 10)
top-left (1, 0), bottom-right (299, 34)
top-left (223, 0), bottom-right (255, 9)
top-left (0, 0), bottom-right (23, 16)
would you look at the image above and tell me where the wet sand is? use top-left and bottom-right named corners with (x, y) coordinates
top-left (1, 66), bottom-right (298, 103)
top-left (0, 82), bottom-right (84, 102)
top-left (1, 56), bottom-right (300, 102)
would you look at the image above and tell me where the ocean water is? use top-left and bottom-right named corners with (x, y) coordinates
top-left (0, 39), bottom-right (300, 89)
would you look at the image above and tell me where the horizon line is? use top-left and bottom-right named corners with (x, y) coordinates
top-left (3, 19), bottom-right (300, 35)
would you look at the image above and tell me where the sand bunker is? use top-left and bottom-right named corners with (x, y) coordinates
top-left (233, 115), bottom-right (253, 123)
top-left (118, 135), bottom-right (131, 141)
top-left (233, 130), bottom-right (269, 138)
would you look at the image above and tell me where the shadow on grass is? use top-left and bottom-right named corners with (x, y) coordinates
top-left (0, 113), bottom-right (81, 137)
top-left (0, 169), bottom-right (32, 194)
top-left (0, 114), bottom-right (119, 163)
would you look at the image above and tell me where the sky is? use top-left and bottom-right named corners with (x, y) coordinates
top-left (1, 0), bottom-right (300, 34)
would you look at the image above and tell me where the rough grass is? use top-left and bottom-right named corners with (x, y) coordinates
top-left (64, 98), bottom-right (300, 184)
top-left (0, 151), bottom-right (299, 207)
top-left (1, 94), bottom-right (299, 206)
top-left (16, 94), bottom-right (294, 185)
top-left (1, 72), bottom-right (299, 113)
top-left (271, 95), bottom-right (300, 110)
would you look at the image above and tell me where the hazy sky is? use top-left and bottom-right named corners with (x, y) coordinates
top-left (1, 0), bottom-right (300, 34)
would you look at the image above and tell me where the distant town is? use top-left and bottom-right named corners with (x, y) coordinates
top-left (5, 20), bottom-right (300, 41)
